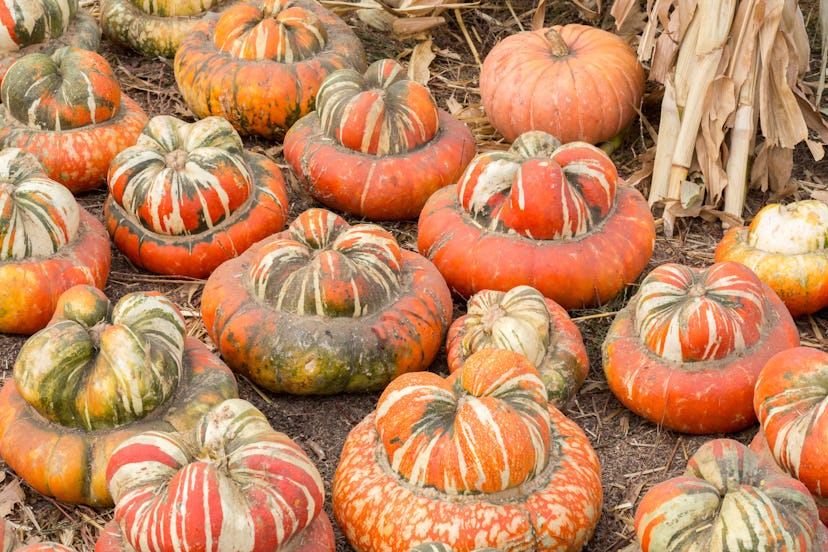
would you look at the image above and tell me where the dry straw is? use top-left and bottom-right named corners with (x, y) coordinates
top-left (613, 0), bottom-right (828, 236)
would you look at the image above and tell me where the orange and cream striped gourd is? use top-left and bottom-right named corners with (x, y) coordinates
top-left (104, 115), bottom-right (289, 278)
top-left (101, 398), bottom-right (333, 552)
top-left (0, 47), bottom-right (147, 193)
top-left (174, 0), bottom-right (365, 139)
top-left (0, 148), bottom-right (110, 334)
top-left (417, 130), bottom-right (655, 308)
top-left (284, 58), bottom-right (475, 220)
top-left (333, 348), bottom-right (602, 551)
top-left (603, 261), bottom-right (799, 434)
top-left (635, 438), bottom-right (825, 551)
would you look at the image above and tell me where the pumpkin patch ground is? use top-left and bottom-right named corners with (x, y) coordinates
top-left (1, 1), bottom-right (828, 551)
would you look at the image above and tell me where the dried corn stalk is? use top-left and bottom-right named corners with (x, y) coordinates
top-left (615, 0), bottom-right (828, 236)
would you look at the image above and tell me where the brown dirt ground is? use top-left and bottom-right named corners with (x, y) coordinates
top-left (2, 1), bottom-right (828, 550)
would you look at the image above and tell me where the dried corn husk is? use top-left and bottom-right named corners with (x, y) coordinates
top-left (613, 0), bottom-right (828, 236)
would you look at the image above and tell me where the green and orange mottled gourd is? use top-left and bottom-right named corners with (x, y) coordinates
top-left (284, 58), bottom-right (475, 220)
top-left (333, 348), bottom-right (602, 551)
top-left (0, 285), bottom-right (237, 507)
top-left (603, 261), bottom-right (800, 434)
top-left (446, 285), bottom-right (588, 405)
top-left (104, 115), bottom-right (289, 278)
top-left (418, 130), bottom-right (655, 308)
top-left (0, 148), bottom-right (110, 334)
top-left (479, 24), bottom-right (644, 144)
top-left (201, 207), bottom-right (453, 394)
top-left (716, 199), bottom-right (828, 317)
top-left (0, 0), bottom-right (100, 86)
top-left (174, 0), bottom-right (365, 139)
top-left (635, 439), bottom-right (824, 551)
top-left (0, 46), bottom-right (147, 193)
top-left (95, 398), bottom-right (334, 552)
top-left (100, 0), bottom-right (236, 59)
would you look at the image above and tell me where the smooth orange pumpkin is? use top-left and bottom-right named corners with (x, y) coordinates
top-left (174, 0), bottom-right (365, 139)
top-left (715, 199), bottom-right (828, 317)
top-left (603, 261), bottom-right (799, 434)
top-left (479, 24), bottom-right (644, 144)
top-left (284, 58), bottom-right (475, 220)
top-left (417, 130), bottom-right (655, 309)
top-left (333, 348), bottom-right (602, 551)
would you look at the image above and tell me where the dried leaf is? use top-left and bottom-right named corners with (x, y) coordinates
top-left (758, 37), bottom-right (808, 148)
top-left (0, 479), bottom-right (24, 519)
top-left (751, 143), bottom-right (795, 197)
top-left (408, 38), bottom-right (435, 85)
top-left (532, 0), bottom-right (547, 31)
top-left (392, 16), bottom-right (445, 35)
top-left (680, 179), bottom-right (705, 208)
top-left (611, 0), bottom-right (648, 34)
top-left (810, 189), bottom-right (828, 204)
top-left (806, 138), bottom-right (825, 161)
top-left (445, 96), bottom-right (463, 115)
top-left (357, 7), bottom-right (395, 31)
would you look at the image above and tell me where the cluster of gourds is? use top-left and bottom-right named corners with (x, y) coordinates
top-left (1, 0), bottom-right (828, 550)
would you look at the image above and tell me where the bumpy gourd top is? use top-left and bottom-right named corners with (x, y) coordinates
top-left (457, 130), bottom-right (618, 239)
top-left (213, 0), bottom-right (327, 62)
top-left (316, 58), bottom-right (440, 155)
top-left (375, 349), bottom-right (551, 494)
top-left (1, 46), bottom-right (121, 131)
top-left (633, 262), bottom-right (767, 362)
top-left (461, 285), bottom-right (550, 367)
top-left (108, 115), bottom-right (253, 236)
top-left (128, 0), bottom-right (226, 17)
top-left (14, 286), bottom-right (185, 430)
top-left (249, 208), bottom-right (404, 317)
top-left (636, 439), bottom-right (822, 552)
top-left (0, 0), bottom-right (78, 50)
top-left (0, 148), bottom-right (79, 259)
top-left (747, 200), bottom-right (828, 255)
top-left (107, 398), bottom-right (326, 551)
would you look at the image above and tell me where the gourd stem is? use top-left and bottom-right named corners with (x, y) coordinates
top-left (165, 150), bottom-right (189, 171)
top-left (88, 321), bottom-right (111, 349)
top-left (544, 28), bottom-right (570, 57)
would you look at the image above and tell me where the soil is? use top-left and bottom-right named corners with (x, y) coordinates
top-left (1, 1), bottom-right (828, 551)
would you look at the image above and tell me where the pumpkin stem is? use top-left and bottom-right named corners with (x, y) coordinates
top-left (165, 149), bottom-right (189, 171)
top-left (88, 321), bottom-right (111, 349)
top-left (688, 283), bottom-right (707, 298)
top-left (481, 304), bottom-right (506, 334)
top-left (544, 28), bottom-right (570, 57)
